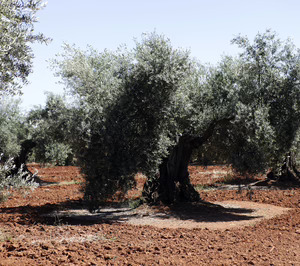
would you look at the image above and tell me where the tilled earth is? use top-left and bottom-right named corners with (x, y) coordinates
top-left (0, 164), bottom-right (299, 265)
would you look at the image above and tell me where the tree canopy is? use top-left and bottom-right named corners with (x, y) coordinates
top-left (0, 97), bottom-right (26, 159)
top-left (0, 0), bottom-right (49, 95)
top-left (27, 93), bottom-right (74, 166)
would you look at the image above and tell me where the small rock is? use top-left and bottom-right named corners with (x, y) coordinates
top-left (135, 247), bottom-right (144, 252)
top-left (41, 244), bottom-right (49, 250)
top-left (104, 254), bottom-right (114, 260)
top-left (6, 244), bottom-right (17, 251)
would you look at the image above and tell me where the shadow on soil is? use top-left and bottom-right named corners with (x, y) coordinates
top-left (206, 178), bottom-right (300, 191)
top-left (0, 199), bottom-right (262, 226)
top-left (157, 201), bottom-right (260, 222)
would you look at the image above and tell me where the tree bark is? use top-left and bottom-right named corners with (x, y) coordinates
top-left (9, 139), bottom-right (38, 182)
top-left (143, 118), bottom-right (232, 204)
top-left (278, 152), bottom-right (300, 183)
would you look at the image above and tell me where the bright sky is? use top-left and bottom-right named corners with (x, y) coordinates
top-left (21, 0), bottom-right (300, 111)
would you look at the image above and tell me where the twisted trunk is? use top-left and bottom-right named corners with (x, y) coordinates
top-left (9, 139), bottom-right (37, 181)
top-left (143, 118), bottom-right (231, 204)
top-left (155, 135), bottom-right (200, 203)
top-left (278, 152), bottom-right (300, 183)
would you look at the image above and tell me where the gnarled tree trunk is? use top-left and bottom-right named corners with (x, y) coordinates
top-left (143, 118), bottom-right (232, 204)
top-left (9, 139), bottom-right (38, 182)
top-left (142, 136), bottom-right (200, 204)
top-left (278, 152), bottom-right (300, 183)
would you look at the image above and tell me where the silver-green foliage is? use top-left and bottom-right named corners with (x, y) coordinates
top-left (0, 0), bottom-right (49, 95)
top-left (43, 142), bottom-right (72, 166)
top-left (230, 30), bottom-right (300, 173)
top-left (28, 93), bottom-right (74, 165)
top-left (54, 33), bottom-right (194, 207)
top-left (0, 97), bottom-right (37, 198)
top-left (0, 97), bottom-right (26, 158)
top-left (0, 155), bottom-right (38, 201)
top-left (197, 31), bottom-right (300, 174)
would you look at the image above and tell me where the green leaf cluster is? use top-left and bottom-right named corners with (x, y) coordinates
top-left (0, 97), bottom-right (26, 158)
top-left (27, 93), bottom-right (74, 165)
top-left (0, 0), bottom-right (50, 95)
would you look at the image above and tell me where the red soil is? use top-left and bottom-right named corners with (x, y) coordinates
top-left (0, 164), bottom-right (299, 265)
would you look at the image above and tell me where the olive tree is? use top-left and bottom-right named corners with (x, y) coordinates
top-left (0, 97), bottom-right (38, 197)
top-left (229, 30), bottom-right (300, 181)
top-left (0, 97), bottom-right (35, 175)
top-left (53, 33), bottom-right (235, 209)
top-left (0, 0), bottom-right (49, 169)
top-left (28, 94), bottom-right (74, 166)
top-left (195, 31), bottom-right (300, 182)
top-left (0, 98), bottom-right (25, 158)
top-left (0, 0), bottom-right (48, 195)
top-left (54, 31), bottom-right (300, 210)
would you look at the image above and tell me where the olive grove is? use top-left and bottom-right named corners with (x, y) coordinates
top-left (2, 2), bottom-right (298, 210)
top-left (52, 31), bottom-right (300, 210)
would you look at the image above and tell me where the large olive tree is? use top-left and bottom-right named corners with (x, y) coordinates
top-left (54, 31), bottom-right (300, 210)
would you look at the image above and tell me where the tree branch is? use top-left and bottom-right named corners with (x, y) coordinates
top-left (190, 116), bottom-right (234, 148)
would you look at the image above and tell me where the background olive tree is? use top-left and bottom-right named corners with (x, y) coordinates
top-left (28, 94), bottom-right (74, 166)
top-left (0, 0), bottom-right (48, 196)
top-left (0, 98), bottom-right (25, 159)
top-left (0, 98), bottom-right (38, 200)
top-left (200, 30), bottom-right (300, 181)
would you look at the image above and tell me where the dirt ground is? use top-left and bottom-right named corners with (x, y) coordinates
top-left (0, 164), bottom-right (300, 265)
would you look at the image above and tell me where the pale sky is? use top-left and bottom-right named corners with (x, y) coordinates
top-left (21, 0), bottom-right (300, 111)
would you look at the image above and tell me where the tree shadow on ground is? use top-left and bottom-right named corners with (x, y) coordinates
top-left (0, 199), bottom-right (262, 226)
top-left (207, 178), bottom-right (300, 191)
top-left (154, 201), bottom-right (260, 223)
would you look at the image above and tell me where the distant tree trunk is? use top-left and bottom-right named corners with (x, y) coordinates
top-left (143, 118), bottom-right (232, 204)
top-left (278, 152), bottom-right (300, 183)
top-left (9, 139), bottom-right (38, 182)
